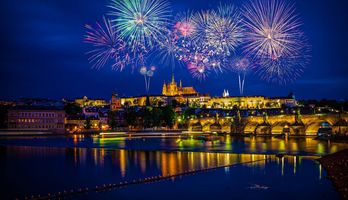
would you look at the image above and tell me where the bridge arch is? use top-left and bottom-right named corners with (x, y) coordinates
top-left (255, 124), bottom-right (271, 135)
top-left (243, 122), bottom-right (259, 134)
top-left (221, 121), bottom-right (232, 133)
top-left (271, 121), bottom-right (293, 135)
top-left (191, 122), bottom-right (202, 132)
top-left (202, 122), bottom-right (212, 132)
top-left (210, 123), bottom-right (222, 132)
top-left (305, 121), bottom-right (332, 136)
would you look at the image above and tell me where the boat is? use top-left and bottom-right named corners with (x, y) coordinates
top-left (99, 132), bottom-right (128, 137)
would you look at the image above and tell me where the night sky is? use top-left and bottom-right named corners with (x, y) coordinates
top-left (1, 0), bottom-right (348, 100)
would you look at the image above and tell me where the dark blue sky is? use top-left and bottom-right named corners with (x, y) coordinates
top-left (1, 0), bottom-right (348, 100)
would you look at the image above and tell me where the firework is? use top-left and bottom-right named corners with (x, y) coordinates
top-left (140, 66), bottom-right (156, 94)
top-left (206, 4), bottom-right (244, 57)
top-left (174, 12), bottom-right (196, 37)
top-left (187, 60), bottom-right (211, 80)
top-left (255, 48), bottom-right (310, 84)
top-left (231, 56), bottom-right (252, 95)
top-left (191, 10), bottom-right (215, 44)
top-left (242, 0), bottom-right (303, 60)
top-left (84, 17), bottom-right (131, 70)
top-left (242, 0), bottom-right (309, 83)
top-left (155, 29), bottom-right (183, 69)
top-left (109, 0), bottom-right (172, 48)
top-left (155, 12), bottom-right (196, 69)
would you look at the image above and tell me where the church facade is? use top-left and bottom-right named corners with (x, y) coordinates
top-left (162, 74), bottom-right (197, 96)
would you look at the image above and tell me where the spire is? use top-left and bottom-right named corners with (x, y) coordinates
top-left (171, 73), bottom-right (175, 84)
top-left (180, 80), bottom-right (182, 88)
top-left (162, 81), bottom-right (167, 95)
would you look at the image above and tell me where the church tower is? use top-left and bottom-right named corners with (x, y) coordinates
top-left (111, 91), bottom-right (121, 111)
top-left (162, 81), bottom-right (167, 96)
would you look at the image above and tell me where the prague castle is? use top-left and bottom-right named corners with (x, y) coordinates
top-left (162, 74), bottom-right (197, 96)
top-left (111, 75), bottom-right (298, 109)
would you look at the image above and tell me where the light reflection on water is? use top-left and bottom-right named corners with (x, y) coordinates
top-left (0, 135), bottom-right (346, 156)
top-left (0, 145), bottom-right (336, 200)
top-left (91, 135), bottom-right (347, 155)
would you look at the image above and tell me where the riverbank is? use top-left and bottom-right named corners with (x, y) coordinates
top-left (318, 149), bottom-right (348, 199)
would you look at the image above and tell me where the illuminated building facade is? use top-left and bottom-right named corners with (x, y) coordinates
top-left (121, 96), bottom-right (167, 107)
top-left (117, 77), bottom-right (297, 109)
top-left (65, 116), bottom-right (101, 131)
top-left (162, 74), bottom-right (197, 96)
top-left (75, 96), bottom-right (108, 107)
top-left (204, 96), bottom-right (298, 109)
top-left (120, 95), bottom-right (297, 109)
top-left (111, 92), bottom-right (122, 111)
top-left (7, 107), bottom-right (65, 133)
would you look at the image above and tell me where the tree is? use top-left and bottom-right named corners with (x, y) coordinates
top-left (161, 105), bottom-right (175, 128)
top-left (171, 99), bottom-right (178, 108)
top-left (142, 107), bottom-right (153, 128)
top-left (108, 111), bottom-right (117, 130)
top-left (183, 107), bottom-right (196, 120)
top-left (125, 107), bottom-right (137, 128)
top-left (84, 117), bottom-right (91, 130)
top-left (151, 108), bottom-right (162, 127)
top-left (65, 103), bottom-right (82, 115)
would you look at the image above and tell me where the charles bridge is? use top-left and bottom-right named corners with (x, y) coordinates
top-left (188, 111), bottom-right (348, 135)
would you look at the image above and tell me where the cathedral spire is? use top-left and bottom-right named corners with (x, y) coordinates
top-left (162, 81), bottom-right (167, 95)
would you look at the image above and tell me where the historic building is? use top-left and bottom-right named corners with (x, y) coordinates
top-left (162, 74), bottom-right (198, 96)
top-left (204, 96), bottom-right (297, 109)
top-left (111, 92), bottom-right (122, 111)
top-left (7, 106), bottom-right (65, 133)
top-left (74, 96), bottom-right (108, 107)
top-left (115, 76), bottom-right (297, 109)
top-left (121, 95), bottom-right (167, 107)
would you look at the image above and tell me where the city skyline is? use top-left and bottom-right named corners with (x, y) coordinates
top-left (1, 1), bottom-right (348, 199)
top-left (1, 0), bottom-right (348, 100)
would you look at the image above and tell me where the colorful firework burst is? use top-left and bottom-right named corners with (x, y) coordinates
top-left (230, 56), bottom-right (253, 95)
top-left (242, 0), bottom-right (309, 83)
top-left (190, 10), bottom-right (215, 44)
top-left (255, 46), bottom-right (310, 84)
top-left (84, 16), bottom-right (131, 71)
top-left (206, 4), bottom-right (244, 57)
top-left (174, 11), bottom-right (196, 37)
top-left (109, 0), bottom-right (172, 48)
top-left (242, 0), bottom-right (303, 60)
top-left (155, 12), bottom-right (196, 69)
top-left (187, 61), bottom-right (210, 80)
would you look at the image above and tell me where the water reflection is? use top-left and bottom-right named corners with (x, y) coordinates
top-left (0, 145), bottom-right (331, 200)
top-left (0, 135), bottom-right (347, 156)
top-left (90, 135), bottom-right (348, 156)
top-left (62, 146), bottom-right (321, 179)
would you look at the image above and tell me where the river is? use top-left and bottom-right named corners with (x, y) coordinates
top-left (0, 135), bottom-right (347, 199)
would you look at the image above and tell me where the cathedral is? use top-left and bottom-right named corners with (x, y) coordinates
top-left (162, 74), bottom-right (198, 96)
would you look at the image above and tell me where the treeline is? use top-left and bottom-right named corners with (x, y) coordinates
top-left (108, 105), bottom-right (177, 130)
top-left (299, 99), bottom-right (348, 111)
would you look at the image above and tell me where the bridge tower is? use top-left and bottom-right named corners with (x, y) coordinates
top-left (231, 110), bottom-right (244, 135)
top-left (291, 109), bottom-right (305, 135)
